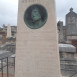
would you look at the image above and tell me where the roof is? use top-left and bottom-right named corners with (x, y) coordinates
top-left (66, 11), bottom-right (77, 17)
top-left (59, 44), bottom-right (76, 53)
top-left (0, 42), bottom-right (15, 48)
top-left (0, 50), bottom-right (13, 59)
top-left (66, 8), bottom-right (77, 17)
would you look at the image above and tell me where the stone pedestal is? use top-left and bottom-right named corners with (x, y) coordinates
top-left (15, 0), bottom-right (61, 77)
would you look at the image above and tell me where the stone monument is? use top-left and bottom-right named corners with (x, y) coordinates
top-left (15, 0), bottom-right (61, 77)
top-left (6, 24), bottom-right (12, 38)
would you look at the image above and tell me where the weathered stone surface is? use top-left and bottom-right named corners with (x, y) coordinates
top-left (7, 24), bottom-right (12, 38)
top-left (15, 0), bottom-right (61, 77)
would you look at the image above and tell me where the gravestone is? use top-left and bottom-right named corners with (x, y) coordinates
top-left (15, 0), bottom-right (61, 77)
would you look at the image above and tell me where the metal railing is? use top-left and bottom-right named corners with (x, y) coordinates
top-left (0, 53), bottom-right (15, 77)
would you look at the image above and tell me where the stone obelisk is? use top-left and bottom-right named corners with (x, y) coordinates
top-left (6, 24), bottom-right (12, 38)
top-left (15, 0), bottom-right (61, 77)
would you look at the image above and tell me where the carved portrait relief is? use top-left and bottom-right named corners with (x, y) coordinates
top-left (24, 4), bottom-right (48, 29)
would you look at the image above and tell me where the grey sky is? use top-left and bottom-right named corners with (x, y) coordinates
top-left (0, 0), bottom-right (77, 26)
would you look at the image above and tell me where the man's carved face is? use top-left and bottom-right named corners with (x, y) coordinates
top-left (31, 8), bottom-right (41, 22)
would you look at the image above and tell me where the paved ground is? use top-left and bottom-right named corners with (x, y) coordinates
top-left (0, 73), bottom-right (14, 77)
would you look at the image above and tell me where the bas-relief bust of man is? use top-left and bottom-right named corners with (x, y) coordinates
top-left (31, 8), bottom-right (41, 22)
top-left (24, 4), bottom-right (48, 29)
top-left (30, 7), bottom-right (43, 28)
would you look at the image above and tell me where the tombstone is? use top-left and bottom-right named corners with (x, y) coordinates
top-left (15, 0), bottom-right (61, 77)
top-left (6, 24), bottom-right (12, 38)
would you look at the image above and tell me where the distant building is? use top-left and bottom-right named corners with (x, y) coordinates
top-left (3, 25), bottom-right (17, 38)
top-left (0, 25), bottom-right (17, 53)
top-left (0, 31), bottom-right (6, 44)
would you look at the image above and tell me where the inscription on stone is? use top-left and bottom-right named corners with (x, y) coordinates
top-left (21, 0), bottom-right (35, 2)
top-left (21, 0), bottom-right (47, 3)
top-left (21, 0), bottom-right (27, 2)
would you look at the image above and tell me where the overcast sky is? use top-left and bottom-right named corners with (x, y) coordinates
top-left (0, 0), bottom-right (77, 27)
